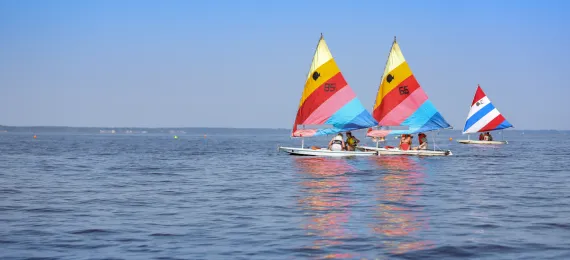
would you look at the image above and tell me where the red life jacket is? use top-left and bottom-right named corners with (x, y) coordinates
top-left (418, 134), bottom-right (427, 145)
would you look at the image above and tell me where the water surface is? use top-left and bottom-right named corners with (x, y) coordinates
top-left (1, 130), bottom-right (569, 259)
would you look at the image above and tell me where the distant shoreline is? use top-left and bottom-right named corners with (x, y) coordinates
top-left (0, 125), bottom-right (290, 130)
top-left (0, 125), bottom-right (567, 133)
top-left (0, 125), bottom-right (293, 134)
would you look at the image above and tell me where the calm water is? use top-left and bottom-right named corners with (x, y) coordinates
top-left (1, 130), bottom-right (569, 259)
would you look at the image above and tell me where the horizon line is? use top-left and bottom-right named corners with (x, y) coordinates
top-left (0, 125), bottom-right (291, 130)
top-left (0, 125), bottom-right (568, 131)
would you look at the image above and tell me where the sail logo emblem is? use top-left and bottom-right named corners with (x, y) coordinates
top-left (312, 71), bottom-right (320, 81)
top-left (476, 100), bottom-right (484, 106)
top-left (386, 74), bottom-right (395, 83)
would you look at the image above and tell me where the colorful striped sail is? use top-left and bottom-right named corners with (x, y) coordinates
top-left (291, 34), bottom-right (378, 137)
top-left (367, 37), bottom-right (451, 137)
top-left (462, 85), bottom-right (513, 134)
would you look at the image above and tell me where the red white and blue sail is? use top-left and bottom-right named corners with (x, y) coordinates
top-left (462, 85), bottom-right (513, 134)
top-left (367, 38), bottom-right (451, 138)
top-left (291, 35), bottom-right (378, 137)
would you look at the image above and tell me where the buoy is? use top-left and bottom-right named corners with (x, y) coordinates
top-left (449, 137), bottom-right (453, 141)
top-left (33, 135), bottom-right (37, 139)
top-left (174, 135), bottom-right (178, 139)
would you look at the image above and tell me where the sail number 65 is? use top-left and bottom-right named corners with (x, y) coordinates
top-left (324, 83), bottom-right (336, 92)
top-left (398, 86), bottom-right (409, 95)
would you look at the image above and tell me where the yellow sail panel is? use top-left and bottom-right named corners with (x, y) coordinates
top-left (306, 36), bottom-right (333, 81)
top-left (297, 37), bottom-right (337, 107)
top-left (372, 41), bottom-right (408, 109)
top-left (367, 37), bottom-right (452, 137)
top-left (298, 58), bottom-right (340, 108)
top-left (291, 34), bottom-right (378, 137)
top-left (373, 62), bottom-right (413, 108)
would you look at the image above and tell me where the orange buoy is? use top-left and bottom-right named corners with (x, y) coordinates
top-left (33, 135), bottom-right (37, 139)
top-left (449, 137), bottom-right (453, 141)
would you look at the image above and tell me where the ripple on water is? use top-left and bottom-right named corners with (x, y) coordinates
top-left (0, 131), bottom-right (569, 259)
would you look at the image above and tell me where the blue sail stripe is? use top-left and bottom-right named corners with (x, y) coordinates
top-left (324, 98), bottom-right (377, 127)
top-left (384, 112), bottom-right (450, 135)
top-left (463, 103), bottom-right (496, 132)
top-left (419, 112), bottom-right (451, 131)
top-left (314, 110), bottom-right (378, 136)
top-left (377, 100), bottom-right (452, 136)
top-left (312, 98), bottom-right (378, 137)
top-left (493, 119), bottom-right (513, 131)
top-left (341, 109), bottom-right (379, 130)
top-left (400, 100), bottom-right (437, 129)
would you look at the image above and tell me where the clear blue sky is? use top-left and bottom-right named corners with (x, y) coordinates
top-left (1, 0), bottom-right (568, 129)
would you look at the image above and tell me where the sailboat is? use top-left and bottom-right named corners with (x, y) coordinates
top-left (278, 34), bottom-right (379, 157)
top-left (457, 84), bottom-right (513, 144)
top-left (357, 37), bottom-right (453, 156)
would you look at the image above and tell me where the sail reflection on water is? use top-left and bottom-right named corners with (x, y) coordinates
top-left (371, 156), bottom-right (434, 254)
top-left (293, 157), bottom-right (357, 257)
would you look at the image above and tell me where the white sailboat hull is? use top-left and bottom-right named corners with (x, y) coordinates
top-left (357, 146), bottom-right (452, 156)
top-left (279, 147), bottom-right (377, 157)
top-left (457, 140), bottom-right (508, 145)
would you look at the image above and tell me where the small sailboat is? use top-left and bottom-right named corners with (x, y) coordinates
top-left (278, 34), bottom-right (379, 157)
top-left (357, 37), bottom-right (453, 156)
top-left (457, 84), bottom-right (513, 144)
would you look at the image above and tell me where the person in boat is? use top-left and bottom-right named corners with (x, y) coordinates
top-left (483, 132), bottom-right (493, 141)
top-left (398, 134), bottom-right (405, 149)
top-left (399, 134), bottom-right (412, 150)
top-left (345, 131), bottom-right (360, 151)
top-left (414, 132), bottom-right (428, 150)
top-left (479, 133), bottom-right (485, 140)
top-left (328, 133), bottom-right (345, 151)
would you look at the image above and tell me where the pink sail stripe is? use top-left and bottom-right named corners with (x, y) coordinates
top-left (366, 130), bottom-right (391, 138)
top-left (378, 88), bottom-right (428, 126)
top-left (292, 129), bottom-right (318, 137)
top-left (302, 84), bottom-right (354, 125)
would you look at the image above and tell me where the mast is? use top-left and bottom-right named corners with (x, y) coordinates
top-left (372, 36), bottom-right (397, 130)
top-left (300, 135), bottom-right (304, 146)
top-left (294, 33), bottom-right (324, 138)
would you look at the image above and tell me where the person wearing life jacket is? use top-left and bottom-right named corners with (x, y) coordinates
top-left (345, 131), bottom-right (360, 151)
top-left (328, 133), bottom-right (345, 151)
top-left (479, 133), bottom-right (485, 140)
top-left (415, 132), bottom-right (428, 150)
top-left (484, 132), bottom-right (493, 141)
top-left (399, 134), bottom-right (412, 150)
top-left (398, 134), bottom-right (406, 150)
